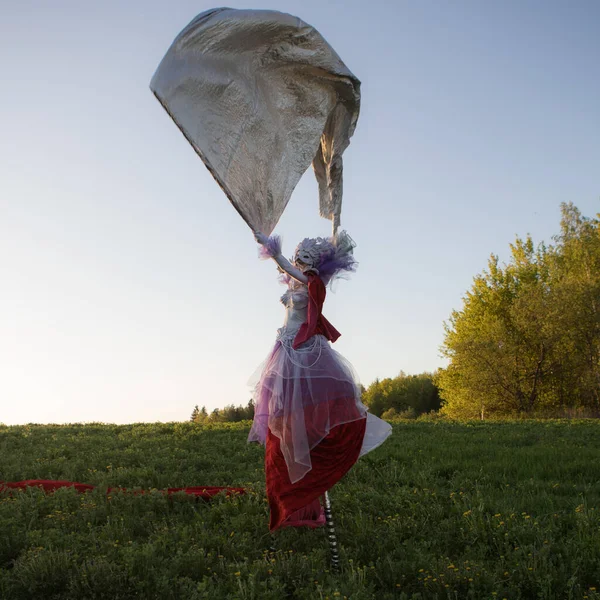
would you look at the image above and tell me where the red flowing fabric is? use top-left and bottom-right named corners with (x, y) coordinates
top-left (266, 417), bottom-right (366, 531)
top-left (293, 274), bottom-right (340, 349)
top-left (0, 480), bottom-right (245, 498)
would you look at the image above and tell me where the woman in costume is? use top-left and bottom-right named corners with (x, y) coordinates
top-left (249, 230), bottom-right (391, 532)
top-left (151, 5), bottom-right (385, 546)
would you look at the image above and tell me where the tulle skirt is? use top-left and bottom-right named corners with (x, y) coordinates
top-left (248, 333), bottom-right (389, 484)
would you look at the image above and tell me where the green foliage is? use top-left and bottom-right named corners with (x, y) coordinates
top-left (438, 203), bottom-right (600, 419)
top-left (2, 421), bottom-right (600, 598)
top-left (362, 372), bottom-right (441, 417)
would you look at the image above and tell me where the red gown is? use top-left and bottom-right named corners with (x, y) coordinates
top-left (264, 275), bottom-right (367, 530)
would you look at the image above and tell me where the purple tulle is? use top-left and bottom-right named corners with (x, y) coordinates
top-left (317, 234), bottom-right (358, 285)
top-left (259, 235), bottom-right (282, 259)
top-left (318, 252), bottom-right (357, 284)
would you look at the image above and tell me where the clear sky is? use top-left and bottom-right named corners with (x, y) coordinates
top-left (1, 0), bottom-right (599, 425)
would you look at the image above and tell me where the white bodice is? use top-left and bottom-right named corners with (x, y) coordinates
top-left (278, 285), bottom-right (309, 340)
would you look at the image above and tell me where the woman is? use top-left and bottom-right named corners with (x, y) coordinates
top-left (249, 231), bottom-right (391, 531)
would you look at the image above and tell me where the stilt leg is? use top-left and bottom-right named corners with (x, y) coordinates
top-left (323, 491), bottom-right (340, 572)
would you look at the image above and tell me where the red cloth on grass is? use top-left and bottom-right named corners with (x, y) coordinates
top-left (0, 480), bottom-right (245, 498)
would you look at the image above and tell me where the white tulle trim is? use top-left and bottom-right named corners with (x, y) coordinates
top-left (359, 412), bottom-right (393, 457)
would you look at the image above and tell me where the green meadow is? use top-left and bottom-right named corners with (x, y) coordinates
top-left (1, 420), bottom-right (599, 599)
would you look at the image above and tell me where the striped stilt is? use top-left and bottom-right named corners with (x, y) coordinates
top-left (323, 491), bottom-right (340, 572)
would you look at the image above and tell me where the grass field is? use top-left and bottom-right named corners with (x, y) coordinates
top-left (1, 420), bottom-right (600, 599)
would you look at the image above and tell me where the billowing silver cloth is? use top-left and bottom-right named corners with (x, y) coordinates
top-left (150, 8), bottom-right (360, 235)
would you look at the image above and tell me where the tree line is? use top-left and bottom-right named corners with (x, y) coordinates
top-left (190, 400), bottom-right (255, 423)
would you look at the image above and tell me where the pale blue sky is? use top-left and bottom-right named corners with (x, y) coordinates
top-left (1, 1), bottom-right (598, 425)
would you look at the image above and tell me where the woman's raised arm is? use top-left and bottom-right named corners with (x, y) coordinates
top-left (254, 232), bottom-right (308, 284)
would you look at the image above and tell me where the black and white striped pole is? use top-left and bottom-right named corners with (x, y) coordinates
top-left (323, 491), bottom-right (340, 572)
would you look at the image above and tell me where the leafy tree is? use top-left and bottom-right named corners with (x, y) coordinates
top-left (243, 399), bottom-right (255, 420)
top-left (381, 407), bottom-right (398, 420)
top-left (363, 372), bottom-right (441, 417)
top-left (210, 408), bottom-right (224, 422)
top-left (190, 405), bottom-right (208, 423)
top-left (437, 203), bottom-right (600, 418)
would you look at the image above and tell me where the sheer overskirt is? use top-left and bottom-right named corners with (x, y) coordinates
top-left (248, 334), bottom-right (371, 484)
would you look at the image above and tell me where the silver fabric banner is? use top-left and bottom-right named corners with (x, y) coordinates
top-left (151, 8), bottom-right (360, 235)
